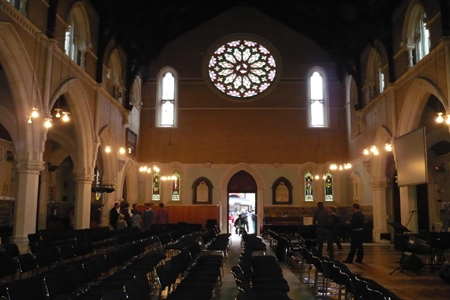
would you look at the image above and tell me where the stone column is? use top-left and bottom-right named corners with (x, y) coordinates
top-left (73, 173), bottom-right (95, 229)
top-left (370, 180), bottom-right (389, 242)
top-left (13, 160), bottom-right (45, 244)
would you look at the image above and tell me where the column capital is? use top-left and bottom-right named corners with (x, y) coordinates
top-left (370, 181), bottom-right (388, 189)
top-left (73, 173), bottom-right (95, 183)
top-left (14, 160), bottom-right (45, 174)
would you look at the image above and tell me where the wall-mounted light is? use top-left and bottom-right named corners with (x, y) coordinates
top-left (119, 147), bottom-right (126, 154)
top-left (105, 145), bottom-right (111, 153)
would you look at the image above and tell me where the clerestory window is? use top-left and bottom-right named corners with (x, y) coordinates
top-left (156, 67), bottom-right (178, 127)
top-left (307, 67), bottom-right (329, 128)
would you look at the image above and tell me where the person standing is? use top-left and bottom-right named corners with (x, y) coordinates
top-left (343, 203), bottom-right (365, 264)
top-left (109, 202), bottom-right (121, 229)
top-left (121, 203), bottom-right (132, 227)
top-left (131, 209), bottom-right (141, 229)
top-left (329, 206), bottom-right (343, 251)
top-left (143, 203), bottom-right (154, 230)
top-left (116, 214), bottom-right (127, 230)
top-left (155, 203), bottom-right (169, 226)
top-left (234, 214), bottom-right (247, 235)
top-left (313, 201), bottom-right (334, 260)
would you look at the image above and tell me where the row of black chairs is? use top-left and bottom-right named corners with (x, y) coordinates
top-left (286, 235), bottom-right (404, 300)
top-left (231, 247), bottom-right (292, 300)
top-left (155, 240), bottom-right (225, 300)
top-left (0, 237), bottom-right (166, 300)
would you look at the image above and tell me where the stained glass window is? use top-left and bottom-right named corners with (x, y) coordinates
top-left (171, 171), bottom-right (180, 201)
top-left (208, 39), bottom-right (277, 98)
top-left (324, 171), bottom-right (333, 201)
top-left (305, 171), bottom-right (314, 202)
top-left (152, 173), bottom-right (160, 201)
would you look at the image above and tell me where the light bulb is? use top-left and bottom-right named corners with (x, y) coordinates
top-left (62, 112), bottom-right (69, 122)
top-left (153, 166), bottom-right (160, 172)
top-left (363, 148), bottom-right (370, 155)
top-left (339, 165), bottom-right (343, 170)
top-left (44, 118), bottom-right (52, 128)
top-left (385, 143), bottom-right (392, 151)
top-left (55, 109), bottom-right (61, 118)
top-left (31, 108), bottom-right (39, 118)
top-left (322, 175), bottom-right (326, 180)
top-left (105, 146), bottom-right (111, 153)
top-left (161, 176), bottom-right (167, 181)
top-left (314, 175), bottom-right (319, 180)
top-left (119, 147), bottom-right (126, 154)
top-left (436, 112), bottom-right (444, 123)
top-left (147, 168), bottom-right (151, 173)
top-left (446, 115), bottom-right (450, 125)
top-left (27, 116), bottom-right (32, 124)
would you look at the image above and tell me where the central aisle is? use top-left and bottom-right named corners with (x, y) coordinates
top-left (219, 233), bottom-right (315, 300)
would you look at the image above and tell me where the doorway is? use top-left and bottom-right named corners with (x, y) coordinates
top-left (227, 171), bottom-right (257, 235)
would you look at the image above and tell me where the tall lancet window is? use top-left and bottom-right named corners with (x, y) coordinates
top-left (307, 67), bottom-right (329, 128)
top-left (324, 171), bottom-right (334, 202)
top-left (152, 173), bottom-right (161, 201)
top-left (156, 67), bottom-right (178, 127)
top-left (171, 171), bottom-right (180, 201)
top-left (305, 171), bottom-right (314, 202)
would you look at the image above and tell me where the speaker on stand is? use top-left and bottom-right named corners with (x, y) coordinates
top-left (390, 251), bottom-right (424, 275)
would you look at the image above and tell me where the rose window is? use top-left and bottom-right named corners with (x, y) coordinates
top-left (208, 39), bottom-right (277, 98)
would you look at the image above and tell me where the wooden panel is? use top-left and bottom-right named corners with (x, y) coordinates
top-left (137, 205), bottom-right (220, 228)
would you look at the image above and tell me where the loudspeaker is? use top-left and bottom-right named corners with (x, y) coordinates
top-left (400, 252), bottom-right (424, 271)
top-left (439, 262), bottom-right (450, 283)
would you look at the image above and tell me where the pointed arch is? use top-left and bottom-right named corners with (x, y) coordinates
top-left (397, 77), bottom-right (447, 136)
top-left (122, 160), bottom-right (139, 203)
top-left (98, 126), bottom-right (118, 186)
top-left (0, 23), bottom-right (43, 157)
top-left (50, 77), bottom-right (96, 175)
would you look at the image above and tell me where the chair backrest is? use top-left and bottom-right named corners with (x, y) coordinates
top-left (100, 289), bottom-right (128, 300)
top-left (4, 244), bottom-right (20, 258)
top-left (17, 253), bottom-right (38, 274)
top-left (0, 256), bottom-right (18, 279)
top-left (3, 274), bottom-right (47, 300)
top-left (124, 273), bottom-right (151, 300)
top-left (43, 266), bottom-right (73, 298)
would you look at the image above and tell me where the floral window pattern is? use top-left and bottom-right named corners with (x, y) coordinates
top-left (324, 171), bottom-right (333, 202)
top-left (208, 39), bottom-right (277, 98)
top-left (305, 171), bottom-right (314, 202)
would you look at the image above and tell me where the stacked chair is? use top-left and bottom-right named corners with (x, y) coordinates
top-left (231, 248), bottom-right (292, 300)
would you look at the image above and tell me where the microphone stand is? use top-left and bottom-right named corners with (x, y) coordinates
top-left (405, 210), bottom-right (416, 230)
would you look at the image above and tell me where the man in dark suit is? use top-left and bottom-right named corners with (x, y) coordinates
top-left (109, 202), bottom-right (120, 229)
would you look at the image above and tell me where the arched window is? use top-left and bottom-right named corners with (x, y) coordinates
top-left (107, 50), bottom-right (124, 103)
top-left (305, 171), bottom-right (314, 202)
top-left (152, 172), bottom-right (160, 201)
top-left (324, 171), bottom-right (333, 202)
top-left (405, 4), bottom-right (430, 67)
top-left (156, 67), bottom-right (178, 127)
top-left (307, 67), bottom-right (329, 128)
top-left (365, 49), bottom-right (385, 101)
top-left (64, 3), bottom-right (91, 68)
top-left (65, 19), bottom-right (77, 61)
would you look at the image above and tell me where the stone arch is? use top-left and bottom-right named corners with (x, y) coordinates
top-left (121, 160), bottom-right (139, 204)
top-left (219, 164), bottom-right (265, 233)
top-left (98, 126), bottom-right (118, 186)
top-left (50, 77), bottom-right (97, 175)
top-left (0, 23), bottom-right (43, 157)
top-left (397, 77), bottom-right (446, 136)
top-left (371, 125), bottom-right (394, 183)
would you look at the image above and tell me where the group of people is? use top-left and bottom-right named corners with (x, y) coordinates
top-left (313, 202), bottom-right (365, 263)
top-left (109, 202), bottom-right (169, 230)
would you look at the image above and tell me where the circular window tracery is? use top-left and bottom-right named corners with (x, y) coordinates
top-left (207, 39), bottom-right (277, 99)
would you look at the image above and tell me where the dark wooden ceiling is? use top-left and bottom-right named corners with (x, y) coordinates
top-left (91, 0), bottom-right (402, 76)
